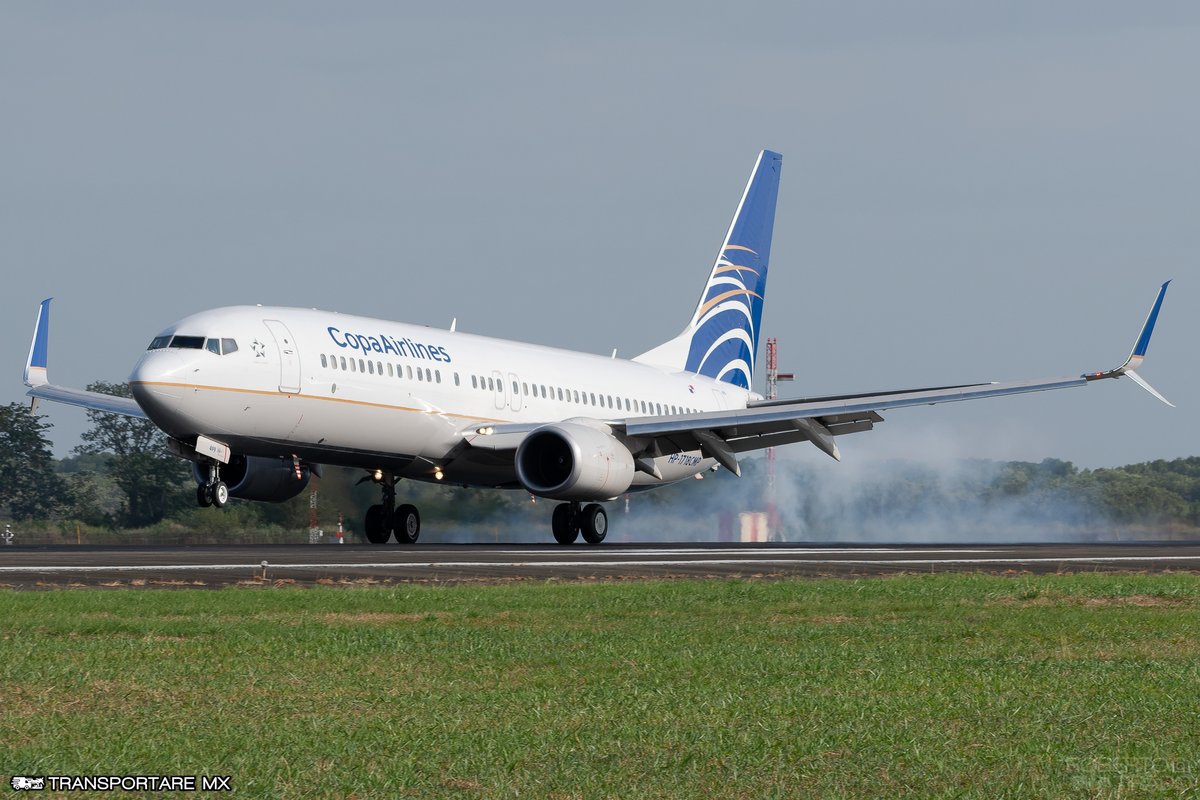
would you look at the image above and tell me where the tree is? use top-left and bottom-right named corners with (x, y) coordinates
top-left (74, 382), bottom-right (192, 527)
top-left (0, 403), bottom-right (67, 520)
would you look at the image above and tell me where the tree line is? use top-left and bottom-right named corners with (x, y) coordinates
top-left (2, 394), bottom-right (1198, 538)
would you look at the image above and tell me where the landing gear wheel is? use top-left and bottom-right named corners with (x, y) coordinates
top-left (394, 504), bottom-right (420, 544)
top-left (580, 503), bottom-right (607, 545)
top-left (211, 481), bottom-right (229, 508)
top-left (552, 503), bottom-right (579, 544)
top-left (196, 484), bottom-right (213, 508)
top-left (364, 504), bottom-right (390, 544)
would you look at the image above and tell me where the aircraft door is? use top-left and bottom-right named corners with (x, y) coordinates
top-left (263, 320), bottom-right (301, 394)
top-left (508, 372), bottom-right (522, 412)
top-left (491, 370), bottom-right (505, 410)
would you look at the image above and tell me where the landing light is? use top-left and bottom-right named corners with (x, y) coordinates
top-left (373, 469), bottom-right (383, 481)
top-left (434, 468), bottom-right (444, 481)
top-left (476, 426), bottom-right (495, 435)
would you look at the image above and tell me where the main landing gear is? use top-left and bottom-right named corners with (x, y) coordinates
top-left (551, 501), bottom-right (607, 545)
top-left (363, 473), bottom-right (421, 544)
top-left (196, 463), bottom-right (229, 509)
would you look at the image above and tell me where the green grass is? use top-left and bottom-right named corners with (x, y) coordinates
top-left (2, 575), bottom-right (1199, 798)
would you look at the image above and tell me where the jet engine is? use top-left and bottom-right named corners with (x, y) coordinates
top-left (515, 422), bottom-right (635, 501)
top-left (192, 455), bottom-right (312, 502)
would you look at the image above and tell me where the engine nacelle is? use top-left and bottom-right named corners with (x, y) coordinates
top-left (192, 455), bottom-right (311, 502)
top-left (515, 422), bottom-right (635, 501)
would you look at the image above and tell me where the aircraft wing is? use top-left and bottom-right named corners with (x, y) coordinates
top-left (22, 298), bottom-right (147, 419)
top-left (463, 281), bottom-right (1172, 476)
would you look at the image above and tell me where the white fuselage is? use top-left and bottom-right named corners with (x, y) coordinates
top-left (129, 306), bottom-right (750, 489)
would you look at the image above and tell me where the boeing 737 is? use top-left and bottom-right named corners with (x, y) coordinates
top-left (22, 150), bottom-right (1172, 544)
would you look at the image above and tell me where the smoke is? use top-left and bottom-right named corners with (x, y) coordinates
top-left (608, 430), bottom-right (1116, 544)
top-left (420, 428), bottom-right (1148, 544)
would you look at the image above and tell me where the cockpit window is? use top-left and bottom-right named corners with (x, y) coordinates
top-left (147, 335), bottom-right (172, 350)
top-left (200, 337), bottom-right (240, 355)
top-left (169, 335), bottom-right (205, 350)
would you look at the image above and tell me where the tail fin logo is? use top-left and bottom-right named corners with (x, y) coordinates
top-left (684, 245), bottom-right (767, 388)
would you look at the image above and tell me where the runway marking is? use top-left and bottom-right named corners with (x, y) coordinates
top-left (2, 555), bottom-right (1199, 573)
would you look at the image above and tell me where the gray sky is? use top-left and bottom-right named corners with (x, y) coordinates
top-left (2, 2), bottom-right (1196, 466)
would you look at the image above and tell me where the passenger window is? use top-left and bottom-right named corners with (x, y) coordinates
top-left (512, 380), bottom-right (518, 394)
top-left (557, 388), bottom-right (563, 401)
top-left (436, 371), bottom-right (441, 383)
top-left (471, 375), bottom-right (478, 389)
top-left (417, 369), bottom-right (423, 382)
top-left (590, 393), bottom-right (596, 405)
top-left (487, 377), bottom-right (494, 391)
top-left (522, 382), bottom-right (529, 396)
top-left (350, 359), bottom-right (357, 373)
top-left (387, 364), bottom-right (393, 377)
top-left (454, 373), bottom-right (460, 386)
top-left (368, 361), bottom-right (375, 375)
top-left (573, 390), bottom-right (579, 403)
top-left (147, 335), bottom-right (172, 350)
top-left (406, 366), bottom-right (413, 379)
top-left (339, 357), bottom-right (347, 370)
top-left (320, 354), bottom-right (328, 368)
top-left (425, 368), bottom-right (432, 382)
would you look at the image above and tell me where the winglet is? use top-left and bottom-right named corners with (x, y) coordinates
top-left (24, 298), bottom-right (52, 388)
top-left (1083, 281), bottom-right (1172, 405)
top-left (1124, 279), bottom-right (1170, 372)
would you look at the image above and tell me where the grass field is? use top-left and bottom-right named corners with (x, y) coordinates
top-left (2, 574), bottom-right (1199, 798)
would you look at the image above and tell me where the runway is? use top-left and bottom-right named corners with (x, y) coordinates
top-left (1, 542), bottom-right (1199, 588)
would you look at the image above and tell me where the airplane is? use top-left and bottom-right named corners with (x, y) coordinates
top-left (22, 150), bottom-right (1172, 545)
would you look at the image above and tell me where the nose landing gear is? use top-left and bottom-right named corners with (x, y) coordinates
top-left (196, 463), bottom-right (229, 509)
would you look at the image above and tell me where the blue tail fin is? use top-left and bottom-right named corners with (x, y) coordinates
top-left (634, 150), bottom-right (782, 390)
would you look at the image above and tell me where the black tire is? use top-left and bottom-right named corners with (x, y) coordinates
top-left (580, 503), bottom-right (607, 544)
top-left (196, 484), bottom-right (213, 508)
top-left (364, 504), bottom-right (390, 544)
top-left (552, 503), bottom-right (578, 544)
top-left (394, 504), bottom-right (420, 544)
top-left (211, 481), bottom-right (230, 508)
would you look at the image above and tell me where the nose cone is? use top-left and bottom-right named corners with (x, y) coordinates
top-left (129, 353), bottom-right (191, 437)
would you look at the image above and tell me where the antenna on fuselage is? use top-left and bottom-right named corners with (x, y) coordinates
top-left (450, 318), bottom-right (457, 332)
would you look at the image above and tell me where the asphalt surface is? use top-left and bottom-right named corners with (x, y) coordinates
top-left (1, 542), bottom-right (1198, 588)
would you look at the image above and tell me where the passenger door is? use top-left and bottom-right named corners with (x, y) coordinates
top-left (263, 320), bottom-right (301, 394)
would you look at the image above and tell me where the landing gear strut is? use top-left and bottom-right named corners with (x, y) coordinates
top-left (551, 502), bottom-right (607, 545)
top-left (196, 463), bottom-right (228, 509)
top-left (364, 473), bottom-right (421, 544)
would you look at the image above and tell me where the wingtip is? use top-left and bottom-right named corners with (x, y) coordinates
top-left (24, 298), bottom-right (52, 387)
top-left (1125, 369), bottom-right (1174, 408)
